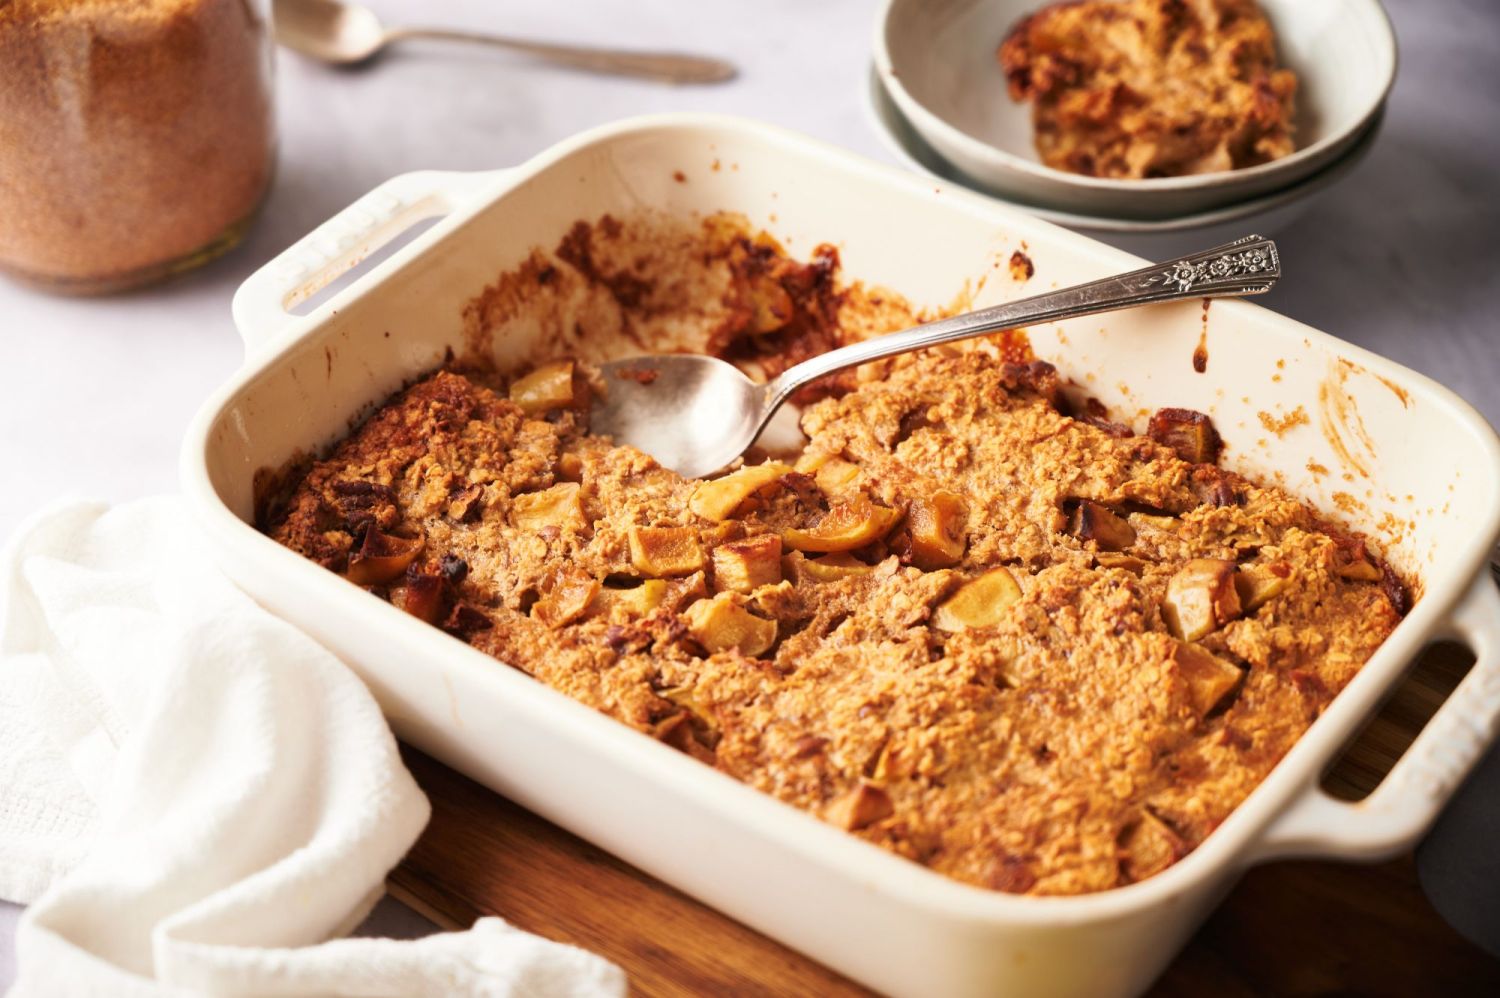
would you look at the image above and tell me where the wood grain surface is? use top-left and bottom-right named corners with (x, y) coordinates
top-left (390, 641), bottom-right (1500, 996)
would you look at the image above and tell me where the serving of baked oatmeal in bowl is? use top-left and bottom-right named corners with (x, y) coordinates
top-left (875, 0), bottom-right (1396, 218)
top-left (184, 116), bottom-right (1500, 997)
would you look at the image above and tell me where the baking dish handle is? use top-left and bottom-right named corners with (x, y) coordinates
top-left (1252, 574), bottom-right (1500, 863)
top-left (231, 169), bottom-right (507, 354)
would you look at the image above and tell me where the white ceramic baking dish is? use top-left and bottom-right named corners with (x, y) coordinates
top-left (182, 114), bottom-right (1500, 998)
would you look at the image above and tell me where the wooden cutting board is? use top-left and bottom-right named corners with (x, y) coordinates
top-left (390, 641), bottom-right (1500, 996)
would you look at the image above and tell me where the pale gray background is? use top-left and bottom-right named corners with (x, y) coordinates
top-left (2, 0), bottom-right (1497, 989)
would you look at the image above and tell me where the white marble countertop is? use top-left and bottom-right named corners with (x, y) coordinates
top-left (2, 0), bottom-right (1497, 988)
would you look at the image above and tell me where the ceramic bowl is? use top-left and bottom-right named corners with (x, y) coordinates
top-left (864, 64), bottom-right (1383, 258)
top-left (874, 0), bottom-right (1396, 219)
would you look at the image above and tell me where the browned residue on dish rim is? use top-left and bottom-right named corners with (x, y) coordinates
top-left (1191, 300), bottom-right (1210, 372)
top-left (1375, 373), bottom-right (1412, 408)
top-left (1377, 510), bottom-right (1411, 550)
top-left (945, 273), bottom-right (991, 316)
top-left (1317, 360), bottom-right (1378, 479)
top-left (1258, 405), bottom-right (1309, 437)
top-left (987, 327), bottom-right (1035, 364)
top-left (1009, 249), bottom-right (1034, 281)
top-left (1331, 491), bottom-right (1366, 516)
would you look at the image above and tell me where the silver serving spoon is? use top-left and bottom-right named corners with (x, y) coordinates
top-left (272, 0), bottom-right (736, 84)
top-left (592, 236), bottom-right (1280, 478)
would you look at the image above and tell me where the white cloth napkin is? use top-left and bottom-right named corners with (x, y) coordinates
top-left (0, 498), bottom-right (626, 997)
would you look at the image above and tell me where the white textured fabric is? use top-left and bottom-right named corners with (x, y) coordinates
top-left (0, 498), bottom-right (625, 997)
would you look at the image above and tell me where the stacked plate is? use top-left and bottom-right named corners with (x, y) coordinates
top-left (868, 0), bottom-right (1397, 256)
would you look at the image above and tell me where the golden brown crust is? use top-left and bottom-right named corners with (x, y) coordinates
top-left (999, 0), bottom-right (1298, 178)
top-left (268, 218), bottom-right (1403, 897)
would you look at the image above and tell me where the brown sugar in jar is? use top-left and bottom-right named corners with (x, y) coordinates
top-left (0, 0), bottom-right (275, 293)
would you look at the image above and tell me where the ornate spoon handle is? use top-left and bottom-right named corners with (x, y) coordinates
top-left (766, 236), bottom-right (1279, 408)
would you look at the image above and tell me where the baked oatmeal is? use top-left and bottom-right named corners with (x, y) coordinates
top-left (266, 215), bottom-right (1405, 896)
top-left (999, 0), bottom-right (1298, 178)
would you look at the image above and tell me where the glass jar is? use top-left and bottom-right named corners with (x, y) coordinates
top-left (0, 0), bottom-right (275, 294)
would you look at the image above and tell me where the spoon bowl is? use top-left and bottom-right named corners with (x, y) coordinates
top-left (592, 356), bottom-right (770, 480)
top-left (273, 0), bottom-right (385, 64)
top-left (592, 237), bottom-right (1281, 477)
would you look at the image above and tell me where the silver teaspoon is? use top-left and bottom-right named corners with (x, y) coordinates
top-left (272, 0), bottom-right (737, 84)
top-left (591, 236), bottom-right (1280, 478)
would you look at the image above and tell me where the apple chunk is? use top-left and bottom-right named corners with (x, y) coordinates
top-left (787, 552), bottom-right (873, 583)
top-left (826, 782), bottom-right (894, 831)
top-left (628, 526), bottom-right (705, 577)
top-left (1171, 640), bottom-right (1244, 716)
top-left (782, 498), bottom-right (902, 553)
top-left (591, 579), bottom-right (670, 621)
top-left (532, 568), bottom-right (600, 629)
top-left (395, 569), bottom-right (446, 624)
top-left (1096, 553), bottom-right (1145, 575)
top-left (1120, 812), bottom-right (1187, 882)
top-left (511, 482), bottom-right (586, 532)
top-left (346, 528), bottom-right (423, 585)
top-left (813, 458), bottom-right (865, 498)
top-left (713, 535), bottom-right (783, 593)
top-left (688, 463), bottom-right (792, 522)
top-left (933, 567), bottom-right (1022, 632)
top-left (684, 594), bottom-right (778, 657)
top-left (1148, 407), bottom-right (1222, 464)
top-left (749, 274), bottom-right (794, 334)
top-left (1162, 558), bottom-right (1242, 641)
top-left (1235, 562), bottom-right (1290, 612)
top-left (907, 491), bottom-right (968, 569)
top-left (509, 360), bottom-right (578, 414)
top-left (1067, 500), bottom-right (1136, 551)
top-left (1331, 537), bottom-right (1383, 581)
